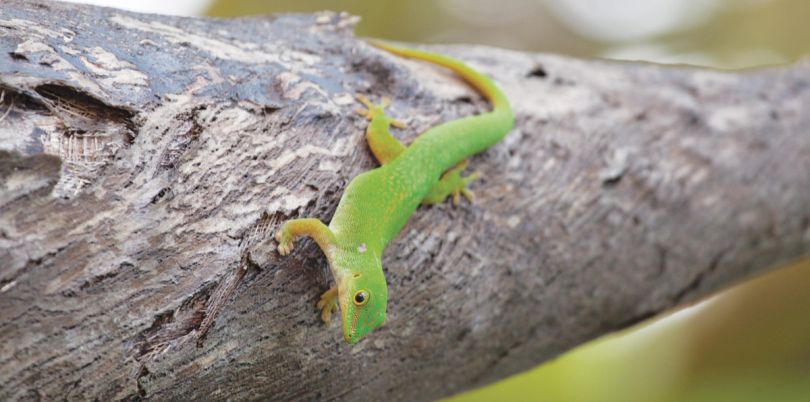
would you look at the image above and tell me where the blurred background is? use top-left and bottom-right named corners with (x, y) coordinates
top-left (64, 0), bottom-right (810, 400)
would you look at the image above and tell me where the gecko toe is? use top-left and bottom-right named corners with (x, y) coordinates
top-left (317, 287), bottom-right (339, 325)
top-left (461, 188), bottom-right (475, 203)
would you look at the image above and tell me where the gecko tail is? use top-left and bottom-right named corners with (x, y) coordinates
top-left (368, 39), bottom-right (516, 174)
top-left (367, 40), bottom-right (513, 123)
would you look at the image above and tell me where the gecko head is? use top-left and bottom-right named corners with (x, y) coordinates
top-left (336, 252), bottom-right (388, 344)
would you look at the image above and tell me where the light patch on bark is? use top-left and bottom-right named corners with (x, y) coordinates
top-left (0, 18), bottom-right (75, 42)
top-left (708, 106), bottom-right (751, 132)
top-left (276, 71), bottom-right (331, 101)
top-left (264, 185), bottom-right (318, 213)
top-left (14, 40), bottom-right (74, 71)
top-left (264, 136), bottom-right (353, 177)
top-left (110, 14), bottom-right (321, 68)
top-left (80, 47), bottom-right (149, 87)
top-left (10, 40), bottom-right (107, 97)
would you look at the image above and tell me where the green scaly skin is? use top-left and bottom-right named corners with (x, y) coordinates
top-left (275, 40), bottom-right (515, 344)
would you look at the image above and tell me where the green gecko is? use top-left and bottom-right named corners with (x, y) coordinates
top-left (275, 40), bottom-right (514, 344)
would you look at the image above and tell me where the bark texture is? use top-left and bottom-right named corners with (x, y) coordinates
top-left (1, 1), bottom-right (809, 401)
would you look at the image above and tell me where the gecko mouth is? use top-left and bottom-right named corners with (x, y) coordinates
top-left (339, 295), bottom-right (360, 343)
top-left (346, 310), bottom-right (361, 343)
top-left (343, 304), bottom-right (360, 344)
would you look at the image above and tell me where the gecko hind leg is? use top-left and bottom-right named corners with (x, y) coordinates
top-left (357, 95), bottom-right (407, 165)
top-left (422, 160), bottom-right (481, 206)
top-left (356, 95), bottom-right (406, 128)
top-left (356, 95), bottom-right (480, 206)
top-left (316, 287), bottom-right (339, 325)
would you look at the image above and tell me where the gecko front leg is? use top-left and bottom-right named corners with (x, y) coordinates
top-left (276, 218), bottom-right (341, 325)
top-left (275, 218), bottom-right (336, 256)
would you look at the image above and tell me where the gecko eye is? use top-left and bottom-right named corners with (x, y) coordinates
top-left (353, 290), bottom-right (369, 306)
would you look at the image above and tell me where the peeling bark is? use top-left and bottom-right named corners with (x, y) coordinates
top-left (1, 1), bottom-right (809, 401)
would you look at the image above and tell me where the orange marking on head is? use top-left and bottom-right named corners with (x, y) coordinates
top-left (351, 310), bottom-right (360, 338)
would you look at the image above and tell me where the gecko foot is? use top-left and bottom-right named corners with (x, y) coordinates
top-left (356, 94), bottom-right (406, 128)
top-left (316, 287), bottom-right (339, 325)
top-left (275, 224), bottom-right (295, 256)
top-left (423, 160), bottom-right (480, 206)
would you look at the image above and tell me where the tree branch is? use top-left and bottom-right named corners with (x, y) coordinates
top-left (1, 1), bottom-right (809, 400)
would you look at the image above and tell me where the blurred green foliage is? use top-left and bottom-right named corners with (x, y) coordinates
top-left (445, 258), bottom-right (810, 402)
top-left (206, 1), bottom-right (810, 401)
top-left (208, 0), bottom-right (810, 68)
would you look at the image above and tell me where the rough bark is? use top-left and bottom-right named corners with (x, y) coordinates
top-left (1, 1), bottom-right (809, 401)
